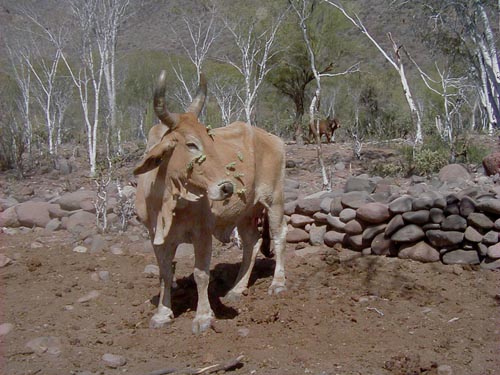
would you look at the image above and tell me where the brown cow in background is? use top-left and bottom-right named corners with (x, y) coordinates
top-left (308, 116), bottom-right (340, 143)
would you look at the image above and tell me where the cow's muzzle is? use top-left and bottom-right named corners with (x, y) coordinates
top-left (219, 181), bottom-right (234, 199)
top-left (207, 180), bottom-right (234, 200)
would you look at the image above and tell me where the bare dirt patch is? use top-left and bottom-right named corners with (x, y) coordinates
top-left (1, 142), bottom-right (500, 375)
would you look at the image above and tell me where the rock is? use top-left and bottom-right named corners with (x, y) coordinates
top-left (313, 211), bottom-right (328, 224)
top-left (339, 208), bottom-right (357, 223)
top-left (477, 243), bottom-right (488, 257)
top-left (362, 224), bottom-right (386, 242)
top-left (309, 225), bottom-right (326, 246)
top-left (437, 364), bottom-right (453, 375)
top-left (90, 235), bottom-right (107, 253)
top-left (77, 290), bottom-right (100, 303)
top-left (482, 152), bottom-right (500, 176)
top-left (412, 196), bottom-right (434, 210)
top-left (442, 249), bottom-right (480, 265)
top-left (284, 192), bottom-right (299, 204)
top-left (144, 264), bottom-right (159, 276)
top-left (480, 258), bottom-right (500, 270)
top-left (25, 336), bottom-right (63, 356)
top-left (429, 208), bottom-right (445, 224)
top-left (73, 245), bottom-right (88, 253)
top-left (464, 226), bottom-right (483, 243)
top-left (0, 197), bottom-right (19, 211)
top-left (290, 214), bottom-right (315, 228)
top-left (0, 254), bottom-right (13, 268)
top-left (15, 201), bottom-right (53, 228)
top-left (402, 210), bottom-right (430, 225)
top-left (284, 178), bottom-right (300, 190)
top-left (459, 196), bottom-right (476, 217)
top-left (356, 202), bottom-right (391, 224)
top-left (0, 206), bottom-right (20, 227)
top-left (237, 327), bottom-right (250, 337)
top-left (326, 214), bottom-right (346, 231)
top-left (295, 198), bottom-right (322, 216)
top-left (329, 196), bottom-right (343, 216)
top-left (55, 157), bottom-right (72, 175)
top-left (371, 232), bottom-right (393, 255)
top-left (0, 322), bottom-right (14, 336)
top-left (422, 223), bottom-right (441, 230)
top-left (441, 215), bottom-right (467, 231)
top-left (385, 214), bottom-right (405, 237)
top-left (426, 230), bottom-right (464, 247)
top-left (284, 201), bottom-right (298, 215)
top-left (323, 231), bottom-right (345, 247)
top-left (482, 230), bottom-right (499, 245)
top-left (45, 218), bottom-right (61, 231)
top-left (344, 177), bottom-right (376, 193)
top-left (389, 195), bottom-right (413, 214)
top-left (102, 353), bottom-right (127, 368)
top-left (320, 197), bottom-right (334, 213)
top-left (110, 244), bottom-right (124, 255)
top-left (438, 164), bottom-right (471, 183)
top-left (344, 219), bottom-right (364, 235)
top-left (495, 218), bottom-right (500, 231)
top-left (467, 212), bottom-right (494, 231)
top-left (286, 228), bottom-right (309, 243)
top-left (487, 242), bottom-right (500, 259)
top-left (57, 190), bottom-right (96, 211)
top-left (444, 204), bottom-right (460, 216)
top-left (346, 234), bottom-right (366, 250)
top-left (398, 241), bottom-right (440, 263)
top-left (341, 191), bottom-right (374, 209)
top-left (391, 224), bottom-right (426, 243)
top-left (476, 198), bottom-right (500, 215)
top-left (66, 211), bottom-right (96, 233)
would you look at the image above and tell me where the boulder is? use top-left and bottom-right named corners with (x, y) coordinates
top-left (344, 177), bottom-right (376, 193)
top-left (468, 212), bottom-right (494, 231)
top-left (442, 249), bottom-right (480, 265)
top-left (341, 191), bottom-right (374, 209)
top-left (286, 228), bottom-right (310, 243)
top-left (290, 214), bottom-right (315, 228)
top-left (371, 232), bottom-right (393, 255)
top-left (295, 198), bottom-right (322, 216)
top-left (339, 208), bottom-right (357, 223)
top-left (388, 195), bottom-right (413, 214)
top-left (324, 231), bottom-right (345, 247)
top-left (15, 202), bottom-right (53, 228)
top-left (344, 219), bottom-right (364, 235)
top-left (309, 225), bottom-right (327, 246)
top-left (57, 190), bottom-right (96, 211)
top-left (482, 152), bottom-right (500, 176)
top-left (391, 224), bottom-right (426, 243)
top-left (398, 241), bottom-right (440, 263)
top-left (438, 164), bottom-right (471, 183)
top-left (441, 215), bottom-right (467, 231)
top-left (66, 211), bottom-right (96, 233)
top-left (426, 230), bottom-right (464, 247)
top-left (0, 206), bottom-right (20, 228)
top-left (402, 210), bottom-right (430, 225)
top-left (356, 202), bottom-right (391, 224)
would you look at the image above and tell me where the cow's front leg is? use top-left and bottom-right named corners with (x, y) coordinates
top-left (268, 209), bottom-right (287, 295)
top-left (192, 238), bottom-right (214, 334)
top-left (150, 243), bottom-right (177, 329)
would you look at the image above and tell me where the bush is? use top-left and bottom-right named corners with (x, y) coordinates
top-left (413, 148), bottom-right (448, 176)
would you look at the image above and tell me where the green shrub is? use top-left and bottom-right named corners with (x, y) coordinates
top-left (413, 148), bottom-right (448, 176)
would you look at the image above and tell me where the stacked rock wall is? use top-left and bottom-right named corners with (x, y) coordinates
top-left (285, 177), bottom-right (500, 270)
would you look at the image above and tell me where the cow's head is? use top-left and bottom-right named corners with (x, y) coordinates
top-left (133, 71), bottom-right (234, 202)
top-left (326, 116), bottom-right (341, 132)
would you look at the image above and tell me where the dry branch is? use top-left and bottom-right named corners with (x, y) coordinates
top-left (146, 355), bottom-right (244, 375)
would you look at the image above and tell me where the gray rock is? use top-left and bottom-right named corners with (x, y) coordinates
top-left (0, 197), bottom-right (19, 211)
top-left (487, 242), bottom-right (500, 259)
top-left (426, 230), bottom-right (464, 247)
top-left (45, 218), bottom-right (61, 231)
top-left (309, 225), bottom-right (327, 246)
top-left (284, 191), bottom-right (299, 204)
top-left (25, 336), bottom-right (63, 356)
top-left (476, 198), bottom-right (500, 215)
top-left (90, 235), bottom-right (107, 253)
top-left (429, 208), bottom-right (445, 224)
top-left (57, 190), bottom-right (96, 211)
top-left (346, 234), bottom-right (366, 250)
top-left (339, 208), bottom-right (357, 223)
top-left (433, 197), bottom-right (447, 209)
top-left (467, 212), bottom-right (494, 231)
top-left (0, 206), bottom-right (20, 227)
top-left (398, 241), bottom-right (440, 263)
top-left (495, 218), bottom-right (500, 231)
top-left (77, 290), bottom-right (100, 303)
top-left (329, 196), bottom-right (344, 216)
top-left (102, 353), bottom-right (127, 368)
top-left (437, 364), bottom-right (453, 375)
top-left (438, 164), bottom-right (471, 183)
top-left (356, 202), bottom-right (391, 224)
top-left (341, 191), bottom-right (374, 209)
top-left (477, 243), bottom-right (488, 257)
top-left (412, 196), bottom-right (434, 210)
top-left (320, 197), bottom-right (334, 213)
top-left (295, 198), bottom-right (322, 216)
top-left (371, 232), bottom-right (393, 255)
top-left (459, 196), bottom-right (476, 217)
top-left (144, 264), bottom-right (159, 276)
top-left (323, 231), bottom-right (345, 247)
top-left (0, 254), bottom-right (13, 268)
top-left (313, 211), bottom-right (328, 224)
top-left (480, 258), bottom-right (500, 270)
top-left (391, 224), bottom-right (426, 243)
top-left (389, 195), bottom-right (413, 214)
top-left (286, 228), bottom-right (309, 243)
top-left (444, 204), bottom-right (460, 216)
top-left (402, 210), bottom-right (430, 225)
top-left (482, 230), bottom-right (499, 245)
top-left (66, 211), bottom-right (96, 233)
top-left (441, 215), bottom-right (467, 231)
top-left (344, 177), bottom-right (376, 193)
top-left (385, 214), bottom-right (405, 237)
top-left (362, 224), bottom-right (386, 242)
top-left (326, 214), bottom-right (346, 231)
top-left (73, 245), bottom-right (88, 253)
top-left (284, 178), bottom-right (300, 190)
top-left (344, 219), bottom-right (364, 235)
top-left (15, 201), bottom-right (54, 228)
top-left (0, 322), bottom-right (14, 336)
top-left (422, 223), bottom-right (441, 230)
top-left (464, 226), bottom-right (483, 243)
top-left (284, 201), bottom-right (298, 215)
top-left (290, 214), bottom-right (315, 228)
top-left (442, 249), bottom-right (480, 265)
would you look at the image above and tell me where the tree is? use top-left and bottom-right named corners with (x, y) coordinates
top-left (324, 0), bottom-right (425, 147)
top-left (223, 10), bottom-right (287, 125)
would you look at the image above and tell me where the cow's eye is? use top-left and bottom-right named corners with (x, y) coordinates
top-left (186, 142), bottom-right (200, 152)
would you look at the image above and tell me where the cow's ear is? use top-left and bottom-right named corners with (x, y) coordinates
top-left (133, 139), bottom-right (175, 175)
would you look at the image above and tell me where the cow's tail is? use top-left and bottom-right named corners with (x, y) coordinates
top-left (259, 211), bottom-right (274, 258)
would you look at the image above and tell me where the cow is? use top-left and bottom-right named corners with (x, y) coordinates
top-left (133, 71), bottom-right (287, 334)
top-left (308, 116), bottom-right (341, 143)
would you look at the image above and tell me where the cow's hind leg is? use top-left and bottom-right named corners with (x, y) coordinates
top-left (268, 206), bottom-right (287, 295)
top-left (225, 220), bottom-right (261, 302)
top-left (191, 234), bottom-right (215, 334)
top-left (150, 242), bottom-right (177, 328)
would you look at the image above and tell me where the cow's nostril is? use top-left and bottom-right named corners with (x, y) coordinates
top-left (220, 182), bottom-right (234, 198)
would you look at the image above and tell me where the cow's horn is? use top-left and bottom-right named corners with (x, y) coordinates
top-left (186, 73), bottom-right (207, 117)
top-left (154, 70), bottom-right (180, 128)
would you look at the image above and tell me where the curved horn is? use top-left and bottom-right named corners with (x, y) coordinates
top-left (154, 70), bottom-right (180, 128)
top-left (186, 73), bottom-right (207, 117)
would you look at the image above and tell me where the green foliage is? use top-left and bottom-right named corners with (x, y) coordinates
top-left (412, 148), bottom-right (448, 176)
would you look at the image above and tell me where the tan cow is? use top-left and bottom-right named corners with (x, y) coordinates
top-left (133, 71), bottom-right (287, 334)
top-left (308, 116), bottom-right (341, 143)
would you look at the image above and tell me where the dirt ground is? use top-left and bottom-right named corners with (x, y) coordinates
top-left (1, 142), bottom-right (500, 375)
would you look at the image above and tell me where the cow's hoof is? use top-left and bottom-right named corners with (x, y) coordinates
top-left (222, 289), bottom-right (245, 304)
top-left (192, 314), bottom-right (214, 334)
top-left (150, 312), bottom-right (173, 329)
top-left (268, 283), bottom-right (286, 295)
